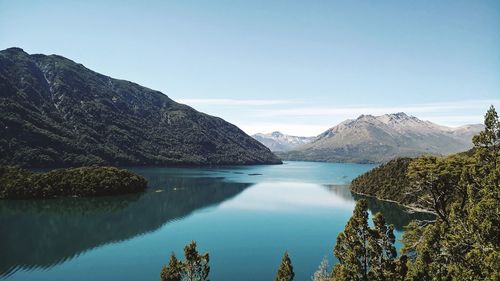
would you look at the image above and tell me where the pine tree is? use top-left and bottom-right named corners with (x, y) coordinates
top-left (183, 241), bottom-right (210, 281)
top-left (332, 200), bottom-right (401, 281)
top-left (368, 213), bottom-right (398, 280)
top-left (160, 241), bottom-right (210, 281)
top-left (333, 199), bottom-right (371, 281)
top-left (472, 105), bottom-right (499, 190)
top-left (161, 253), bottom-right (182, 281)
top-left (275, 251), bottom-right (295, 281)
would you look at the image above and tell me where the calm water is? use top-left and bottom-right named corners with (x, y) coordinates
top-left (0, 161), bottom-right (433, 281)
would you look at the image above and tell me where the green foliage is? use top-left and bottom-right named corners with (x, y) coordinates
top-left (332, 200), bottom-right (401, 281)
top-left (404, 221), bottom-right (452, 280)
top-left (350, 158), bottom-right (416, 206)
top-left (333, 200), bottom-right (371, 280)
top-left (160, 241), bottom-right (210, 281)
top-left (275, 251), bottom-right (295, 281)
top-left (402, 105), bottom-right (500, 280)
top-left (407, 154), bottom-right (468, 223)
top-left (0, 165), bottom-right (147, 199)
top-left (368, 213), bottom-right (398, 280)
top-left (161, 254), bottom-right (183, 281)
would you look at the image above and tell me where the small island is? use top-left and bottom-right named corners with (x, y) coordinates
top-left (0, 166), bottom-right (147, 199)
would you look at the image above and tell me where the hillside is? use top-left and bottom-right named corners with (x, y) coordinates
top-left (252, 131), bottom-right (314, 151)
top-left (279, 113), bottom-right (483, 163)
top-left (350, 150), bottom-right (475, 212)
top-left (350, 157), bottom-right (420, 208)
top-left (0, 48), bottom-right (281, 167)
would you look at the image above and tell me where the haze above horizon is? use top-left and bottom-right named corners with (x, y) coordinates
top-left (1, 0), bottom-right (498, 136)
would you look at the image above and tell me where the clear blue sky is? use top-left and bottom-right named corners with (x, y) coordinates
top-left (1, 0), bottom-right (499, 136)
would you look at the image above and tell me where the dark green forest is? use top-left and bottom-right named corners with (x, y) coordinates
top-left (0, 166), bottom-right (147, 199)
top-left (350, 157), bottom-right (417, 207)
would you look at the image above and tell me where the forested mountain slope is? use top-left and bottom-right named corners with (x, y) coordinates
top-left (0, 48), bottom-right (281, 167)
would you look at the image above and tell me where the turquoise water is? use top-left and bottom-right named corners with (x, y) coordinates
top-left (0, 161), bottom-right (432, 281)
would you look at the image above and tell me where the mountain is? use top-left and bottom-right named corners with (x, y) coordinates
top-left (278, 112), bottom-right (483, 163)
top-left (252, 131), bottom-right (315, 151)
top-left (0, 47), bottom-right (281, 167)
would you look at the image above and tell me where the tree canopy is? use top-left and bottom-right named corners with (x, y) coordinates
top-left (0, 165), bottom-right (147, 199)
top-left (275, 251), bottom-right (295, 281)
top-left (332, 200), bottom-right (401, 281)
top-left (161, 241), bottom-right (210, 281)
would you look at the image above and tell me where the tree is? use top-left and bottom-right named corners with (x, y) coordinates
top-left (443, 105), bottom-right (499, 280)
top-left (160, 241), bottom-right (210, 281)
top-left (403, 220), bottom-right (451, 281)
top-left (183, 241), bottom-right (210, 281)
top-left (311, 256), bottom-right (331, 281)
top-left (161, 253), bottom-right (182, 281)
top-left (408, 154), bottom-right (465, 224)
top-left (333, 200), bottom-right (371, 280)
top-left (472, 105), bottom-right (499, 190)
top-left (403, 106), bottom-right (500, 281)
top-left (332, 200), bottom-right (400, 281)
top-left (368, 213), bottom-right (398, 280)
top-left (275, 251), bottom-right (295, 281)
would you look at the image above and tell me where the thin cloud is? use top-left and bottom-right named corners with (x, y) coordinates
top-left (259, 99), bottom-right (500, 117)
top-left (173, 98), bottom-right (498, 136)
top-left (177, 98), bottom-right (298, 106)
top-left (419, 115), bottom-right (486, 127)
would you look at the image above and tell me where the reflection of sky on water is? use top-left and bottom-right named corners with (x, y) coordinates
top-left (219, 182), bottom-right (355, 212)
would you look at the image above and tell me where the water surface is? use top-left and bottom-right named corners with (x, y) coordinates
top-left (0, 161), bottom-right (433, 281)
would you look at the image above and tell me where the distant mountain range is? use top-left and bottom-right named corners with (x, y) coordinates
top-left (251, 131), bottom-right (315, 151)
top-left (267, 113), bottom-right (483, 163)
top-left (0, 47), bottom-right (281, 167)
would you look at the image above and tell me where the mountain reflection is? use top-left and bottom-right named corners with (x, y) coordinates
top-left (0, 176), bottom-right (250, 277)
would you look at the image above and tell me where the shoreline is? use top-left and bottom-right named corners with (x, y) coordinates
top-left (349, 189), bottom-right (436, 215)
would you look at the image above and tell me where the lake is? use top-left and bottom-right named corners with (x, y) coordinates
top-left (0, 161), bottom-right (433, 281)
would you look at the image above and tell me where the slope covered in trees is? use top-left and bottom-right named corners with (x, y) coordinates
top-left (351, 151), bottom-right (474, 213)
top-left (0, 47), bottom-right (280, 168)
top-left (350, 158), bottom-right (417, 207)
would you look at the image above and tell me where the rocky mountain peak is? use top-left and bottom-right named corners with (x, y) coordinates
top-left (271, 131), bottom-right (284, 137)
top-left (388, 112), bottom-right (409, 118)
top-left (278, 112), bottom-right (483, 164)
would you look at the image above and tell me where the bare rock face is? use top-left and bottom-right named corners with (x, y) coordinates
top-left (252, 131), bottom-right (315, 152)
